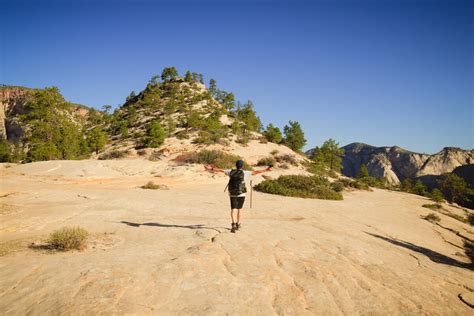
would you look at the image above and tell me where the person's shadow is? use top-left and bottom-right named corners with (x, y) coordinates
top-left (119, 221), bottom-right (230, 233)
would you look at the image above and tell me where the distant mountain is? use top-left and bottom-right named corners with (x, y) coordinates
top-left (306, 142), bottom-right (473, 184)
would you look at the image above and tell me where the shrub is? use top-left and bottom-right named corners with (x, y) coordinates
top-left (275, 154), bottom-right (298, 166)
top-left (422, 213), bottom-right (440, 223)
top-left (430, 188), bottom-right (445, 203)
top-left (336, 178), bottom-right (370, 191)
top-left (270, 149), bottom-right (279, 156)
top-left (422, 203), bottom-right (442, 210)
top-left (98, 150), bottom-right (127, 160)
top-left (48, 226), bottom-right (89, 251)
top-left (174, 150), bottom-right (251, 170)
top-left (465, 240), bottom-right (474, 263)
top-left (469, 213), bottom-right (474, 226)
top-left (140, 181), bottom-right (168, 190)
top-left (256, 156), bottom-right (276, 167)
top-left (254, 175), bottom-right (343, 200)
top-left (148, 151), bottom-right (161, 161)
top-left (331, 181), bottom-right (345, 192)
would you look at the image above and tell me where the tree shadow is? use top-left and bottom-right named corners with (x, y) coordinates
top-left (365, 232), bottom-right (473, 271)
top-left (119, 221), bottom-right (229, 233)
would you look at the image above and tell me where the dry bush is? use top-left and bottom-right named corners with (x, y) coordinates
top-left (256, 156), bottom-right (276, 167)
top-left (140, 181), bottom-right (168, 190)
top-left (422, 213), bottom-right (440, 223)
top-left (98, 150), bottom-right (127, 160)
top-left (48, 226), bottom-right (89, 251)
top-left (275, 154), bottom-right (298, 166)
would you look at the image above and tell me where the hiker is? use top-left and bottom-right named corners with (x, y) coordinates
top-left (205, 160), bottom-right (272, 233)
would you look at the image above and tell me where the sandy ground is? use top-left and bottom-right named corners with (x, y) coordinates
top-left (0, 159), bottom-right (473, 315)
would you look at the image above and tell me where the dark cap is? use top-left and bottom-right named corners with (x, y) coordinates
top-left (236, 160), bottom-right (244, 169)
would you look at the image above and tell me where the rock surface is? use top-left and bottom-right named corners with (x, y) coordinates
top-left (0, 159), bottom-right (473, 314)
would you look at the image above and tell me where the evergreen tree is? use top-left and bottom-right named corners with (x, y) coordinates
top-left (87, 127), bottom-right (108, 154)
top-left (400, 178), bottom-right (413, 192)
top-left (235, 101), bottom-right (262, 132)
top-left (412, 180), bottom-right (428, 196)
top-left (263, 124), bottom-right (282, 143)
top-left (0, 139), bottom-right (11, 162)
top-left (149, 75), bottom-right (160, 85)
top-left (145, 120), bottom-right (165, 148)
top-left (209, 79), bottom-right (217, 97)
top-left (283, 120), bottom-right (306, 151)
top-left (184, 71), bottom-right (193, 82)
top-left (320, 139), bottom-right (344, 172)
top-left (101, 105), bottom-right (112, 114)
top-left (357, 165), bottom-right (369, 178)
top-left (161, 67), bottom-right (178, 82)
top-left (437, 173), bottom-right (471, 204)
top-left (431, 188), bottom-right (445, 203)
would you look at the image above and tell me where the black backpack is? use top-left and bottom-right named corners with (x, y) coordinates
top-left (227, 169), bottom-right (247, 195)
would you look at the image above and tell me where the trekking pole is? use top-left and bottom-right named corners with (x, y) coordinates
top-left (250, 180), bottom-right (253, 208)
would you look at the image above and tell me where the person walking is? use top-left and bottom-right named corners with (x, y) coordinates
top-left (205, 160), bottom-right (272, 233)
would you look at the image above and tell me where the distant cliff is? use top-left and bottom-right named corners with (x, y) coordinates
top-left (306, 142), bottom-right (473, 184)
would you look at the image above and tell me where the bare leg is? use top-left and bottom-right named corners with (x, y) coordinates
top-left (237, 209), bottom-right (241, 224)
top-left (231, 209), bottom-right (237, 223)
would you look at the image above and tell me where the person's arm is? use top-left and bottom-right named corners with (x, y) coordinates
top-left (204, 164), bottom-right (226, 173)
top-left (251, 166), bottom-right (272, 176)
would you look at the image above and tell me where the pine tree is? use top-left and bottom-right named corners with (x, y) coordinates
top-left (209, 79), bottom-right (217, 97)
top-left (184, 71), bottom-right (193, 82)
top-left (283, 120), bottom-right (306, 151)
top-left (161, 67), bottom-right (178, 82)
top-left (437, 174), bottom-right (470, 204)
top-left (357, 165), bottom-right (369, 178)
top-left (320, 139), bottom-right (344, 172)
top-left (145, 120), bottom-right (165, 148)
top-left (263, 124), bottom-right (282, 143)
top-left (431, 188), bottom-right (444, 203)
top-left (400, 178), bottom-right (413, 192)
top-left (412, 180), bottom-right (427, 196)
top-left (87, 127), bottom-right (108, 154)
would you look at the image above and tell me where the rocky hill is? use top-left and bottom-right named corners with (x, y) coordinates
top-left (0, 72), bottom-right (306, 169)
top-left (312, 143), bottom-right (473, 184)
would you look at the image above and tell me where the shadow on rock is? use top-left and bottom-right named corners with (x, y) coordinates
top-left (365, 232), bottom-right (473, 271)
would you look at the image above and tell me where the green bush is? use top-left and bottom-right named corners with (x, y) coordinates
top-left (330, 181), bottom-right (345, 192)
top-left (174, 150), bottom-right (251, 170)
top-left (254, 175), bottom-right (343, 200)
top-left (48, 226), bottom-right (89, 251)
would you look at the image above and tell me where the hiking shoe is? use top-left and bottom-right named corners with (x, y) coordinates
top-left (231, 223), bottom-right (236, 233)
top-left (236, 223), bottom-right (241, 231)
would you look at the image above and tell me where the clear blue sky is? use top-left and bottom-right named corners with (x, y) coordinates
top-left (1, 0), bottom-right (472, 154)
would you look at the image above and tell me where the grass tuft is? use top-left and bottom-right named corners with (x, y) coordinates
top-left (47, 226), bottom-right (89, 251)
top-left (140, 181), bottom-right (169, 190)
